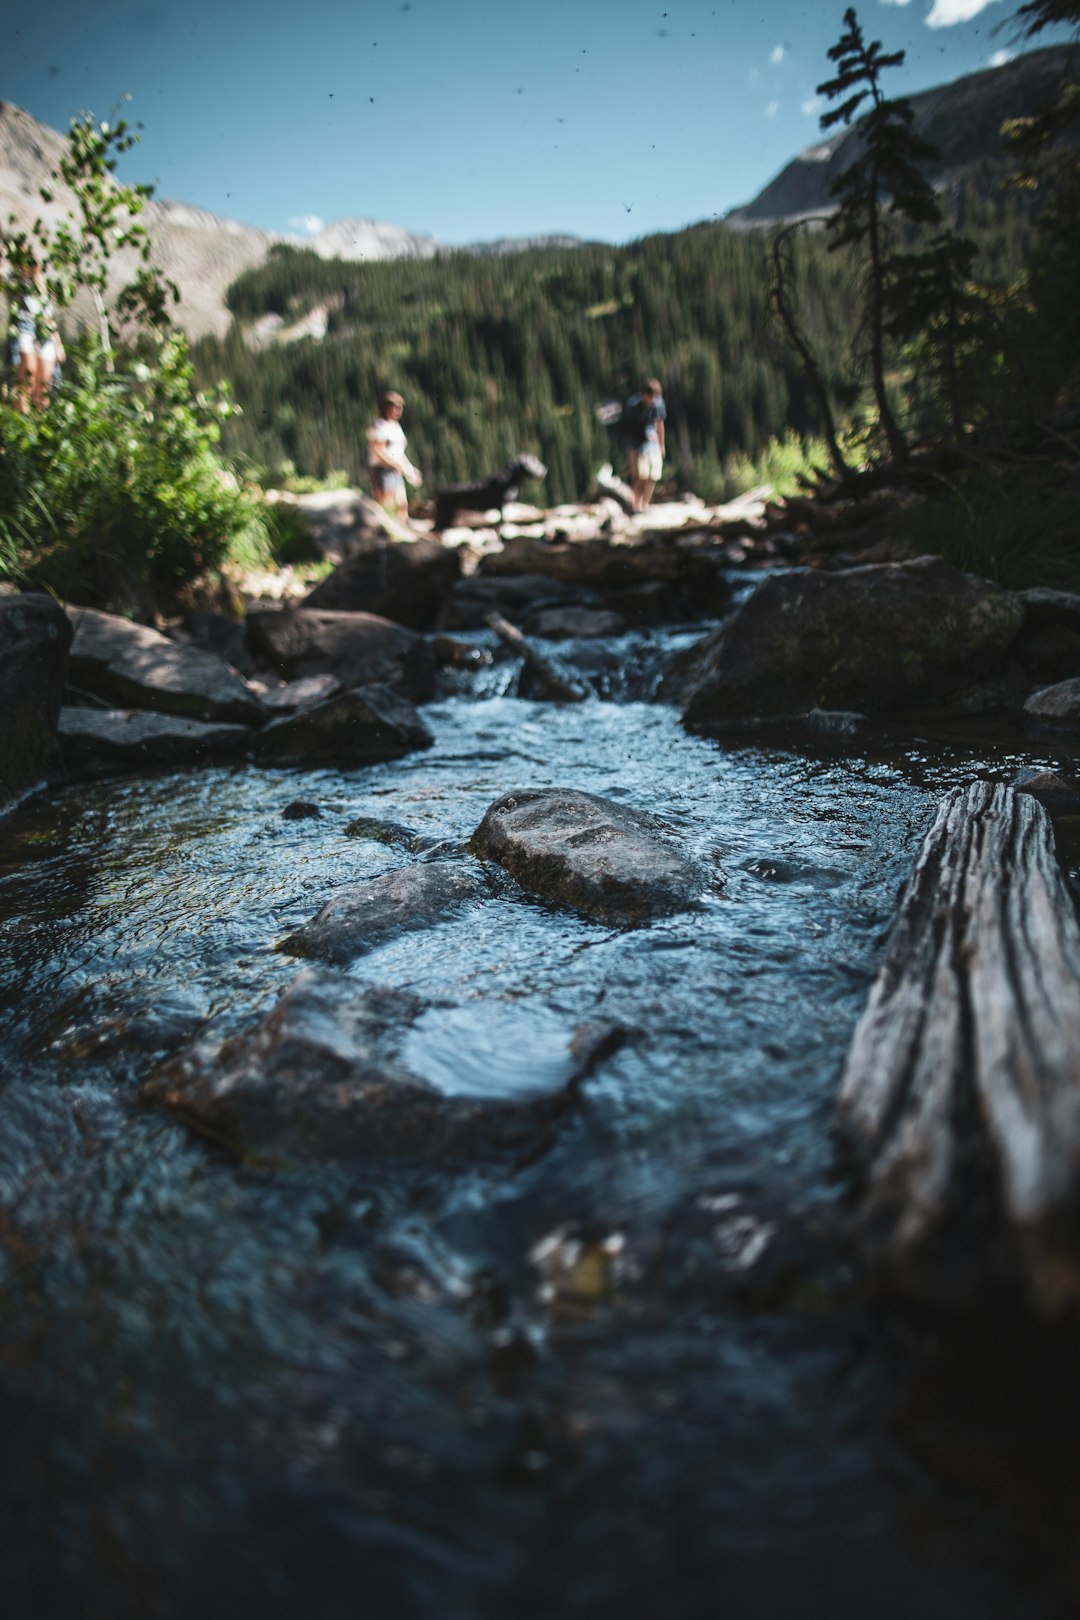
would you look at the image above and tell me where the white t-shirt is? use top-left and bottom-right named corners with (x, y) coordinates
top-left (368, 416), bottom-right (407, 470)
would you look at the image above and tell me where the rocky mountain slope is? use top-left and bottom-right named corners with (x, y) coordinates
top-left (0, 101), bottom-right (578, 338)
top-left (725, 45), bottom-right (1078, 230)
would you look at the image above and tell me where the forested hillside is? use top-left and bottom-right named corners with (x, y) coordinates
top-left (193, 186), bottom-right (1032, 504)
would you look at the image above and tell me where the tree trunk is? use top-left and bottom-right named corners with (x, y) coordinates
top-left (837, 781), bottom-right (1080, 1313)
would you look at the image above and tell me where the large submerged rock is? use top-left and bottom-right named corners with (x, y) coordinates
top-left (1024, 677), bottom-right (1080, 732)
top-left (143, 967), bottom-right (624, 1164)
top-left (68, 607), bottom-right (263, 726)
top-left (470, 787), bottom-right (705, 924)
top-left (0, 592), bottom-right (72, 809)
top-left (59, 708), bottom-right (253, 776)
top-left (253, 684), bottom-right (432, 768)
top-left (478, 533), bottom-right (729, 623)
top-left (303, 536), bottom-right (461, 629)
top-left (283, 860), bottom-right (488, 963)
top-left (246, 608), bottom-right (434, 704)
top-left (671, 557), bottom-right (1024, 731)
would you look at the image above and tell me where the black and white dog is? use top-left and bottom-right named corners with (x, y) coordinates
top-left (434, 453), bottom-right (547, 530)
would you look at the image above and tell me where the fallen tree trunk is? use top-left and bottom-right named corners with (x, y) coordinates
top-left (837, 781), bottom-right (1080, 1313)
top-left (484, 613), bottom-right (588, 703)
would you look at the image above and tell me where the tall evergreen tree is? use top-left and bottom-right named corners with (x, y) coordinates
top-left (817, 7), bottom-right (943, 462)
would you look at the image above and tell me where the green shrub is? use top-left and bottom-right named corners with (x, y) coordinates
top-left (0, 335), bottom-right (270, 613)
top-left (890, 473), bottom-right (1080, 588)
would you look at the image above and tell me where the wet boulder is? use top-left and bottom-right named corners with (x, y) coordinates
top-left (470, 787), bottom-right (705, 925)
top-left (303, 536), bottom-right (461, 629)
top-left (58, 708), bottom-right (253, 776)
top-left (1024, 676), bottom-right (1080, 732)
top-left (143, 967), bottom-right (625, 1164)
top-left (253, 684), bottom-right (433, 769)
top-left (282, 860), bottom-right (488, 963)
top-left (670, 557), bottom-right (1025, 732)
top-left (0, 592), bottom-right (73, 809)
top-left (246, 608), bottom-right (434, 704)
top-left (68, 607), bottom-right (264, 726)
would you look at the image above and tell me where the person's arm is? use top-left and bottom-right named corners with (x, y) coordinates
top-left (657, 420), bottom-right (666, 457)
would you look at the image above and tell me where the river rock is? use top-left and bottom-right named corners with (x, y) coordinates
top-left (671, 557), bottom-right (1024, 731)
top-left (253, 684), bottom-right (433, 769)
top-left (1011, 767), bottom-right (1080, 816)
top-left (303, 536), bottom-right (461, 629)
top-left (58, 708), bottom-right (253, 776)
top-left (246, 608), bottom-right (434, 704)
top-left (143, 967), bottom-right (623, 1164)
top-left (68, 607), bottom-right (264, 726)
top-left (442, 574), bottom-right (596, 632)
top-left (0, 592), bottom-right (73, 810)
top-left (282, 860), bottom-right (488, 963)
top-left (176, 611), bottom-right (254, 675)
top-left (478, 534), bottom-right (729, 620)
top-left (258, 673), bottom-right (342, 712)
top-left (1023, 677), bottom-right (1080, 731)
top-left (470, 787), bottom-right (704, 924)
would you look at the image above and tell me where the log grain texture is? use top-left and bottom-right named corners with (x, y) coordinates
top-left (837, 781), bottom-right (1080, 1310)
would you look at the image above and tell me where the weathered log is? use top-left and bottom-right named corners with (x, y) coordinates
top-left (594, 463), bottom-right (635, 514)
top-left (837, 781), bottom-right (1080, 1312)
top-left (484, 613), bottom-right (588, 703)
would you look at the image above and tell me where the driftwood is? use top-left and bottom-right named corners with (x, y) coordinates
top-left (837, 781), bottom-right (1080, 1312)
top-left (484, 613), bottom-right (587, 703)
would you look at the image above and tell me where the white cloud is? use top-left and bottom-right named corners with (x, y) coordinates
top-left (770, 43), bottom-right (786, 64)
top-left (289, 214), bottom-right (325, 235)
top-left (926, 0), bottom-right (1003, 26)
top-left (989, 47), bottom-right (1013, 66)
top-left (766, 100), bottom-right (780, 118)
top-left (801, 96), bottom-right (823, 117)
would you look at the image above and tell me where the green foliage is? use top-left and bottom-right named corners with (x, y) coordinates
top-left (1, 108), bottom-right (261, 613)
top-left (194, 230), bottom-right (862, 505)
top-left (0, 336), bottom-right (269, 612)
top-left (890, 473), bottom-right (1080, 588)
top-left (717, 430), bottom-right (840, 501)
top-left (816, 7), bottom-right (947, 462)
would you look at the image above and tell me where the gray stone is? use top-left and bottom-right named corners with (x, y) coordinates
top-left (670, 557), bottom-right (1024, 732)
top-left (470, 787), bottom-right (705, 925)
top-left (253, 684), bottom-right (433, 769)
top-left (58, 708), bottom-right (253, 776)
top-left (282, 860), bottom-right (488, 964)
top-left (258, 673), bottom-right (342, 712)
top-left (1024, 676), bottom-right (1080, 731)
top-left (0, 593), bottom-right (72, 810)
top-left (143, 967), bottom-right (626, 1164)
top-left (1012, 767), bottom-right (1080, 816)
top-left (443, 574), bottom-right (594, 632)
top-left (303, 536), bottom-right (461, 629)
top-left (68, 607), bottom-right (264, 726)
top-left (246, 607), bottom-right (434, 704)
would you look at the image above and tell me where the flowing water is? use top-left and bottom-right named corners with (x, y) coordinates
top-left (1, 626), bottom-right (1079, 1620)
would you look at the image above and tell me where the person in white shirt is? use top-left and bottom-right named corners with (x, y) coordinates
top-left (8, 258), bottom-right (65, 413)
top-left (367, 390), bottom-right (422, 519)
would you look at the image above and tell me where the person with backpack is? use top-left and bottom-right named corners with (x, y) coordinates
top-left (622, 377), bottom-right (666, 512)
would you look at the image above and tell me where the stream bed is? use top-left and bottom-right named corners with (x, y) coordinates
top-left (2, 627), bottom-right (1079, 1620)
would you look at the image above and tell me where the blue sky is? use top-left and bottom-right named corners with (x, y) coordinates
top-left (5, 0), bottom-right (1072, 245)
